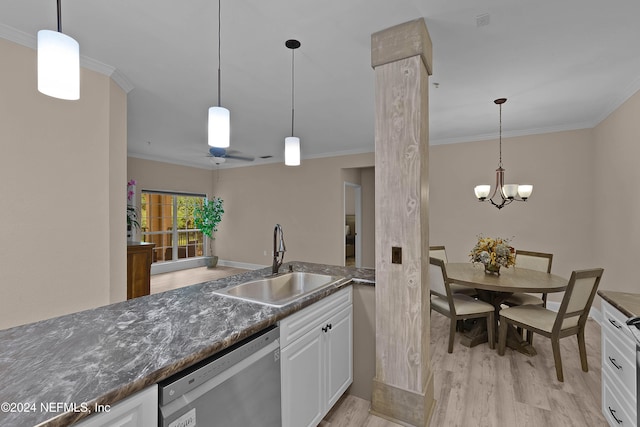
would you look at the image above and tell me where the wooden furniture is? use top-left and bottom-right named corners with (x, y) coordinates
top-left (429, 258), bottom-right (495, 353)
top-left (127, 242), bottom-right (155, 299)
top-left (280, 286), bottom-right (353, 427)
top-left (429, 246), bottom-right (476, 296)
top-left (445, 262), bottom-right (568, 355)
top-left (504, 250), bottom-right (554, 307)
top-left (497, 268), bottom-right (604, 382)
top-left (599, 295), bottom-right (638, 426)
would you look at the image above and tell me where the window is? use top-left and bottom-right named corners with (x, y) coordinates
top-left (140, 191), bottom-right (206, 264)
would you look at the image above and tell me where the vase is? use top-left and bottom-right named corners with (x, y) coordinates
top-left (484, 263), bottom-right (500, 275)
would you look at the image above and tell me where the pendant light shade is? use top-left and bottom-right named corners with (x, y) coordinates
top-left (285, 136), bottom-right (300, 166)
top-left (284, 39), bottom-right (301, 166)
top-left (37, 1), bottom-right (79, 100)
top-left (208, 0), bottom-right (230, 148)
top-left (208, 106), bottom-right (230, 148)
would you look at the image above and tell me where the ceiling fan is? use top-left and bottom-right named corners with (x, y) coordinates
top-left (207, 147), bottom-right (255, 163)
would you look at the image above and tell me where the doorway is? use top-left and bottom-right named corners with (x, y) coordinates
top-left (344, 182), bottom-right (362, 267)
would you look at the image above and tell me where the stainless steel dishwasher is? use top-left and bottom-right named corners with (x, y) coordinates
top-left (158, 325), bottom-right (281, 427)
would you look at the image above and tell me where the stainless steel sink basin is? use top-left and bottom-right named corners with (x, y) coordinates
top-left (213, 272), bottom-right (345, 306)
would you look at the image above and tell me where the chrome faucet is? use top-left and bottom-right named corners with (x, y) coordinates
top-left (272, 224), bottom-right (286, 275)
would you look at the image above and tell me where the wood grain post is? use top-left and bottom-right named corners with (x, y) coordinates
top-left (370, 19), bottom-right (435, 426)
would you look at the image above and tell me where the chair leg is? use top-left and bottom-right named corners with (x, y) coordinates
top-left (497, 316), bottom-right (508, 355)
top-left (551, 338), bottom-right (564, 382)
top-left (486, 312), bottom-right (495, 350)
top-left (577, 328), bottom-right (589, 372)
top-left (448, 318), bottom-right (456, 353)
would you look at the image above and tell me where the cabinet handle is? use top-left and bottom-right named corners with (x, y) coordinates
top-left (322, 324), bottom-right (333, 333)
top-left (608, 318), bottom-right (622, 329)
top-left (608, 407), bottom-right (623, 424)
top-left (608, 357), bottom-right (623, 370)
top-left (328, 323), bottom-right (332, 330)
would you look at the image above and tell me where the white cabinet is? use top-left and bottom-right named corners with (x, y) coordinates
top-left (280, 287), bottom-right (353, 427)
top-left (601, 300), bottom-right (637, 427)
top-left (75, 385), bottom-right (157, 427)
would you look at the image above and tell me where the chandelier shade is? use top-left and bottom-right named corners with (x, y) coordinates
top-left (37, 1), bottom-right (79, 100)
top-left (474, 98), bottom-right (532, 209)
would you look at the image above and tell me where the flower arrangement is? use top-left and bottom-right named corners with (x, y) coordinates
top-left (470, 235), bottom-right (515, 273)
top-left (126, 179), bottom-right (139, 230)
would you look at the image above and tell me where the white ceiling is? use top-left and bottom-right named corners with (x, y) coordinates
top-left (2, 0), bottom-right (640, 169)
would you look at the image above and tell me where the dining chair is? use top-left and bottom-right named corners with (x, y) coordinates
top-left (504, 250), bottom-right (553, 307)
top-left (429, 246), bottom-right (477, 297)
top-left (429, 257), bottom-right (495, 353)
top-left (497, 268), bottom-right (604, 382)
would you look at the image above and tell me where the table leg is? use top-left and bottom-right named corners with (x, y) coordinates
top-left (458, 289), bottom-right (537, 356)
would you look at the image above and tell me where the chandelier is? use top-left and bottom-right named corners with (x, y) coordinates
top-left (474, 98), bottom-right (532, 209)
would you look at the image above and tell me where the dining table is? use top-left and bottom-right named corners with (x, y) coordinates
top-left (445, 262), bottom-right (568, 356)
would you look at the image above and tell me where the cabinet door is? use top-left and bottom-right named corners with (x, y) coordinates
top-left (325, 305), bottom-right (353, 409)
top-left (281, 328), bottom-right (324, 427)
top-left (75, 385), bottom-right (157, 427)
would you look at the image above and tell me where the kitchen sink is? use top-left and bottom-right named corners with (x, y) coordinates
top-left (213, 272), bottom-right (346, 306)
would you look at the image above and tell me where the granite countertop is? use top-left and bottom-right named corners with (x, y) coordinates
top-left (598, 290), bottom-right (640, 318)
top-left (0, 261), bottom-right (375, 427)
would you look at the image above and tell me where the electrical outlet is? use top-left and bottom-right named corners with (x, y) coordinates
top-left (263, 250), bottom-right (267, 256)
top-left (392, 247), bottom-right (402, 264)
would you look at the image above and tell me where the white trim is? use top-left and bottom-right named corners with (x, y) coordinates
top-left (151, 257), bottom-right (265, 275)
top-left (544, 301), bottom-right (602, 324)
top-left (217, 259), bottom-right (267, 270)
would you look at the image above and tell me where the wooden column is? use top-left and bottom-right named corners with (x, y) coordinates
top-left (370, 19), bottom-right (434, 426)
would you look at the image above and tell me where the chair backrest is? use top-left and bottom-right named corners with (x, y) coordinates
top-left (515, 250), bottom-right (553, 273)
top-left (429, 246), bottom-right (448, 263)
top-left (429, 257), bottom-right (451, 301)
top-left (553, 268), bottom-right (604, 331)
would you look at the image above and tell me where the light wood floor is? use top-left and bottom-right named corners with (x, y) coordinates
top-left (152, 267), bottom-right (607, 426)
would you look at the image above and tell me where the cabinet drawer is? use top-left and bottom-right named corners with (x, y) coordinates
top-left (603, 300), bottom-right (635, 345)
top-left (280, 287), bottom-right (352, 349)
top-left (603, 334), bottom-right (637, 398)
top-left (603, 370), bottom-right (636, 427)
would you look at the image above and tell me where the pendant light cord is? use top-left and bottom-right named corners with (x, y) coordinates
top-left (217, 0), bottom-right (222, 107)
top-left (57, 0), bottom-right (62, 32)
top-left (498, 102), bottom-right (503, 168)
top-left (291, 48), bottom-right (295, 137)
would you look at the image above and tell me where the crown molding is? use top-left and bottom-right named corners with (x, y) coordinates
top-left (0, 23), bottom-right (134, 93)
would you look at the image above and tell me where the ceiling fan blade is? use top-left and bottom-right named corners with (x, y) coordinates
top-left (225, 153), bottom-right (255, 162)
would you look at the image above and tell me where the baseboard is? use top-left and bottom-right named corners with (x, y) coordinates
top-left (216, 259), bottom-right (267, 271)
top-left (151, 258), bottom-right (266, 275)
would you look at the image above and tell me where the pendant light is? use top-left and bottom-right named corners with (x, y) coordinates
top-left (37, 0), bottom-right (79, 100)
top-left (474, 98), bottom-right (533, 209)
top-left (285, 39), bottom-right (301, 166)
top-left (208, 0), bottom-right (230, 148)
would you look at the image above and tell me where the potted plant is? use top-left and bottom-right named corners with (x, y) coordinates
top-left (194, 197), bottom-right (224, 268)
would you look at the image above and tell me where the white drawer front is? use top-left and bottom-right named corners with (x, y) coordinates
top-left (279, 287), bottom-right (352, 349)
top-left (603, 370), bottom-right (636, 427)
top-left (603, 300), bottom-right (635, 344)
top-left (603, 334), bottom-right (637, 398)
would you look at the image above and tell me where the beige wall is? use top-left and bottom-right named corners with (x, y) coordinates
top-left (213, 153), bottom-right (375, 267)
top-left (0, 39), bottom-right (127, 329)
top-left (593, 90), bottom-right (640, 296)
top-left (429, 129), bottom-right (596, 303)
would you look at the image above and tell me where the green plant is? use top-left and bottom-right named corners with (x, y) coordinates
top-left (194, 197), bottom-right (224, 256)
